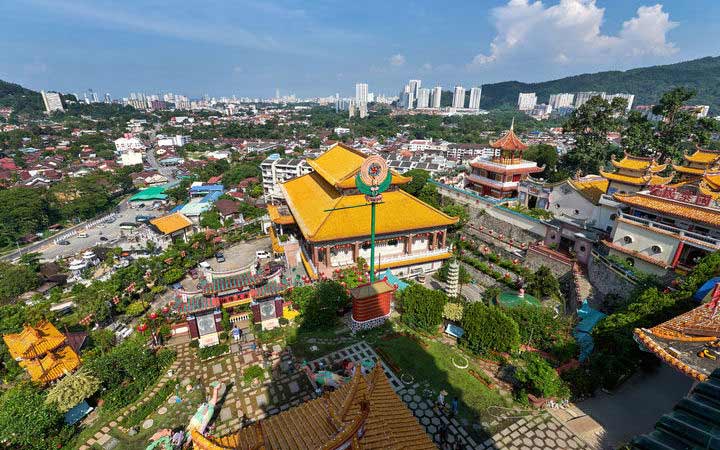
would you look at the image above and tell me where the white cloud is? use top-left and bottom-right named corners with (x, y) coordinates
top-left (389, 54), bottom-right (406, 67)
top-left (470, 0), bottom-right (678, 67)
top-left (233, 66), bottom-right (243, 73)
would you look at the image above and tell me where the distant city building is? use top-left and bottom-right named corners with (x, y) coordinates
top-left (355, 83), bottom-right (368, 107)
top-left (416, 88), bottom-right (430, 109)
top-left (468, 87), bottom-right (482, 110)
top-left (114, 133), bottom-right (145, 152)
top-left (548, 93), bottom-right (574, 109)
top-left (681, 105), bottom-right (710, 118)
top-left (41, 91), bottom-right (64, 113)
top-left (529, 103), bottom-right (553, 120)
top-left (452, 86), bottom-right (466, 108)
top-left (431, 86), bottom-right (442, 109)
top-left (157, 135), bottom-right (191, 147)
top-left (574, 91), bottom-right (606, 108)
top-left (408, 80), bottom-right (421, 101)
top-left (517, 92), bottom-right (537, 111)
top-left (606, 93), bottom-right (635, 111)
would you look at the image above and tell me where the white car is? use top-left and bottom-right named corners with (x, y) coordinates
top-left (255, 250), bottom-right (271, 259)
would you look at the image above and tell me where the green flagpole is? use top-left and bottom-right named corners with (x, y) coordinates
top-left (370, 202), bottom-right (376, 282)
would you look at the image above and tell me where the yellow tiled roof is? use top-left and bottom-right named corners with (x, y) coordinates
top-left (21, 345), bottom-right (80, 383)
top-left (150, 212), bottom-right (192, 235)
top-left (377, 252), bottom-right (452, 270)
top-left (191, 364), bottom-right (436, 450)
top-left (268, 226), bottom-right (284, 254)
top-left (611, 153), bottom-right (666, 172)
top-left (267, 204), bottom-right (295, 225)
top-left (300, 249), bottom-right (317, 280)
top-left (307, 143), bottom-right (410, 188)
top-left (3, 321), bottom-right (66, 360)
top-left (600, 170), bottom-right (673, 186)
top-left (704, 173), bottom-right (720, 190)
top-left (699, 182), bottom-right (720, 199)
top-left (684, 148), bottom-right (720, 164)
top-left (282, 171), bottom-right (457, 242)
top-left (614, 192), bottom-right (720, 227)
top-left (673, 164), bottom-right (706, 175)
top-left (568, 176), bottom-right (608, 204)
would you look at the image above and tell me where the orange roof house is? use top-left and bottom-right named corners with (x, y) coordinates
top-left (150, 212), bottom-right (193, 235)
top-left (3, 321), bottom-right (80, 383)
top-left (191, 364), bottom-right (436, 450)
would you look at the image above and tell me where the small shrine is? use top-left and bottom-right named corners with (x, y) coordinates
top-left (349, 279), bottom-right (396, 331)
top-left (2, 321), bottom-right (80, 383)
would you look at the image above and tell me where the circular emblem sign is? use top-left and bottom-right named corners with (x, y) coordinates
top-left (359, 155), bottom-right (389, 187)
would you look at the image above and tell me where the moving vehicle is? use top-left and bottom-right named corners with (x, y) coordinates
top-left (78, 232), bottom-right (89, 238)
top-left (255, 250), bottom-right (271, 259)
top-left (57, 240), bottom-right (70, 245)
top-left (215, 251), bottom-right (225, 263)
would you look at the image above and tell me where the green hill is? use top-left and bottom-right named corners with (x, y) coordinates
top-left (0, 79), bottom-right (44, 116)
top-left (478, 56), bottom-right (720, 113)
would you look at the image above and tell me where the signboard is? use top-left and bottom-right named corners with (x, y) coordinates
top-left (198, 333), bottom-right (219, 348)
top-left (649, 185), bottom-right (712, 207)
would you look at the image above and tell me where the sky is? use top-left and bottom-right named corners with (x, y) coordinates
top-left (1, 0), bottom-right (719, 98)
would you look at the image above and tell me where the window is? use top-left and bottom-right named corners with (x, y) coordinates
top-left (623, 235), bottom-right (633, 244)
top-left (651, 245), bottom-right (662, 254)
top-left (579, 245), bottom-right (586, 253)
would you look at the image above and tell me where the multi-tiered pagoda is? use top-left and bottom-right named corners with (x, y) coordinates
top-left (466, 123), bottom-right (542, 199)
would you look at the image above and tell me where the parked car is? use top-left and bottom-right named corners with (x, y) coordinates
top-left (215, 251), bottom-right (225, 263)
top-left (78, 232), bottom-right (88, 238)
top-left (58, 240), bottom-right (70, 245)
top-left (255, 250), bottom-right (271, 259)
top-left (199, 261), bottom-right (211, 269)
top-left (99, 236), bottom-right (108, 241)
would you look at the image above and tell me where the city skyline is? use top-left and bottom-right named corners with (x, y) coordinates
top-left (2, 1), bottom-right (720, 97)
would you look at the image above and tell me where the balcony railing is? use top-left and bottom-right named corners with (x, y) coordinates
top-left (619, 212), bottom-right (720, 248)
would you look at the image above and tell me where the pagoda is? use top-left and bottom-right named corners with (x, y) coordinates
top-left (600, 152), bottom-right (673, 195)
top-left (699, 172), bottom-right (720, 199)
top-left (190, 364), bottom-right (436, 450)
top-left (466, 122), bottom-right (543, 199)
top-left (672, 147), bottom-right (720, 182)
top-left (2, 321), bottom-right (80, 384)
top-left (277, 143), bottom-right (457, 279)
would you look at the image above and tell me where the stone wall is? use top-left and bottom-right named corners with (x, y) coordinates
top-left (525, 246), bottom-right (573, 279)
top-left (471, 211), bottom-right (543, 244)
top-left (587, 252), bottom-right (637, 312)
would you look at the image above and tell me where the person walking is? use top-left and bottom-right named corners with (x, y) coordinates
top-left (451, 396), bottom-right (459, 416)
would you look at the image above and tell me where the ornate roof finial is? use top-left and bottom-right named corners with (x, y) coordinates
top-left (510, 117), bottom-right (515, 131)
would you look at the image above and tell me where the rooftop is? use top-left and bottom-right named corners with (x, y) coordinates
top-left (3, 321), bottom-right (67, 359)
top-left (614, 190), bottom-right (720, 228)
top-left (489, 126), bottom-right (528, 151)
top-left (150, 212), bottom-right (193, 235)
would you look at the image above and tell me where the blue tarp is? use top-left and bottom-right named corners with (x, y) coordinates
top-left (445, 323), bottom-right (465, 338)
top-left (380, 269), bottom-right (409, 291)
top-left (200, 191), bottom-right (223, 203)
top-left (693, 277), bottom-right (720, 302)
top-left (64, 400), bottom-right (93, 425)
top-left (574, 300), bottom-right (606, 362)
top-left (169, 203), bottom-right (186, 213)
top-left (190, 184), bottom-right (224, 194)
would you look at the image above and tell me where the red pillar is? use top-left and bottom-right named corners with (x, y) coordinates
top-left (325, 246), bottom-right (331, 266)
top-left (353, 242), bottom-right (359, 262)
top-left (312, 245), bottom-right (319, 266)
top-left (671, 241), bottom-right (685, 268)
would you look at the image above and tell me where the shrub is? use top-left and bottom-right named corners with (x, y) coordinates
top-left (399, 284), bottom-right (447, 333)
top-left (442, 302), bottom-right (464, 322)
top-left (299, 281), bottom-right (350, 331)
top-left (125, 301), bottom-right (147, 317)
top-left (197, 343), bottom-right (229, 360)
top-left (45, 369), bottom-right (101, 413)
top-left (461, 303), bottom-right (520, 354)
top-left (514, 352), bottom-right (569, 399)
top-left (243, 365), bottom-right (265, 384)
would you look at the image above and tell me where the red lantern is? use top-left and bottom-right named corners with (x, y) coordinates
top-left (138, 323), bottom-right (148, 332)
top-left (149, 312), bottom-right (158, 320)
top-left (161, 306), bottom-right (169, 314)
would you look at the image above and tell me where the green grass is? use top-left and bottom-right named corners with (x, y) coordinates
top-left (375, 335), bottom-right (511, 422)
top-left (122, 380), bottom-right (178, 428)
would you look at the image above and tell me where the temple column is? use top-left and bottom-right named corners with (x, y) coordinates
top-left (353, 242), bottom-right (359, 262)
top-left (671, 242), bottom-right (685, 268)
top-left (312, 245), bottom-right (319, 266)
top-left (429, 232), bottom-right (436, 251)
top-left (405, 235), bottom-right (412, 255)
top-left (441, 231), bottom-right (447, 249)
top-left (325, 246), bottom-right (331, 267)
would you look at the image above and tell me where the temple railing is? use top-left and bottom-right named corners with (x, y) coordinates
top-left (618, 212), bottom-right (720, 248)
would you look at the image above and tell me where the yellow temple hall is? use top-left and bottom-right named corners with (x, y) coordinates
top-left (270, 143), bottom-right (458, 279)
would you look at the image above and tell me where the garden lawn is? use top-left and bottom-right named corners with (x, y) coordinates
top-left (375, 336), bottom-right (510, 421)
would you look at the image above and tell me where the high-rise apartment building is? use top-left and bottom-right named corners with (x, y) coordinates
top-left (517, 93), bottom-right (537, 111)
top-left (574, 92), bottom-right (605, 108)
top-left (355, 83), bottom-right (368, 106)
top-left (431, 86), bottom-right (442, 109)
top-left (408, 80), bottom-right (421, 100)
top-left (452, 86), bottom-right (465, 108)
top-left (41, 91), bottom-right (64, 113)
top-left (468, 87), bottom-right (482, 110)
top-left (416, 88), bottom-right (430, 109)
top-left (605, 93), bottom-right (635, 111)
top-left (548, 93), bottom-right (574, 109)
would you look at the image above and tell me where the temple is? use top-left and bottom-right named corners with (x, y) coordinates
top-left (672, 147), bottom-right (720, 182)
top-left (190, 363), bottom-right (436, 450)
top-left (633, 283), bottom-right (720, 382)
top-left (2, 321), bottom-right (80, 383)
top-left (603, 185), bottom-right (720, 276)
top-left (274, 143), bottom-right (457, 279)
top-left (466, 123), bottom-right (542, 199)
top-left (600, 152), bottom-right (673, 195)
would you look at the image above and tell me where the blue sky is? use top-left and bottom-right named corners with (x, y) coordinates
top-left (1, 0), bottom-right (719, 98)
